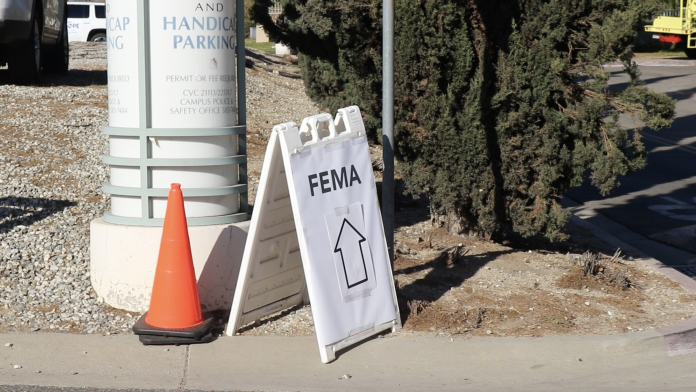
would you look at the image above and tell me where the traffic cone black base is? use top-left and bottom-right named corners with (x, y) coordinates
top-left (133, 311), bottom-right (215, 345)
top-left (138, 330), bottom-right (215, 345)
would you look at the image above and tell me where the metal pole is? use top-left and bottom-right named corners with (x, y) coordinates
top-left (382, 0), bottom-right (395, 267)
top-left (237, 0), bottom-right (248, 217)
top-left (137, 0), bottom-right (151, 220)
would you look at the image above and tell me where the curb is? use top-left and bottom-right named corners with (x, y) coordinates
top-left (0, 332), bottom-right (678, 391)
top-left (570, 214), bottom-right (696, 357)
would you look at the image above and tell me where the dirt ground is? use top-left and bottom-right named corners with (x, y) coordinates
top-left (234, 48), bottom-right (696, 339)
top-left (390, 218), bottom-right (696, 337)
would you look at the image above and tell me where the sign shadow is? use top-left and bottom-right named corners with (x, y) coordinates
top-left (395, 248), bottom-right (516, 326)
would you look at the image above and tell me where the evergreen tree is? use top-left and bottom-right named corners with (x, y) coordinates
top-left (252, 0), bottom-right (675, 241)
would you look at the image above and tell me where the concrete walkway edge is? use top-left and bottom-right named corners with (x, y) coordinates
top-left (570, 214), bottom-right (696, 357)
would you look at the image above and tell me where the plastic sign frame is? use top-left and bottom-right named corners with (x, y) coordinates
top-left (227, 106), bottom-right (401, 363)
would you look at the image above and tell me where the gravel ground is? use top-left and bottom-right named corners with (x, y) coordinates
top-left (242, 50), bottom-right (321, 202)
top-left (0, 43), bottom-right (320, 335)
top-left (0, 44), bottom-right (123, 334)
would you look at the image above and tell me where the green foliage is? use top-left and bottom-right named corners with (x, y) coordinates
top-left (250, 0), bottom-right (384, 134)
top-left (252, 0), bottom-right (675, 241)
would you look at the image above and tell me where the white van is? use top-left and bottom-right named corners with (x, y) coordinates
top-left (67, 1), bottom-right (106, 42)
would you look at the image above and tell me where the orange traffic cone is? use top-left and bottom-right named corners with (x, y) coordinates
top-left (132, 183), bottom-right (214, 345)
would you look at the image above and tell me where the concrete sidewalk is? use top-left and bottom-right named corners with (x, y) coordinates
top-left (1, 328), bottom-right (696, 392)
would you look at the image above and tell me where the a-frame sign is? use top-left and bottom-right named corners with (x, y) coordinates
top-left (226, 106), bottom-right (401, 363)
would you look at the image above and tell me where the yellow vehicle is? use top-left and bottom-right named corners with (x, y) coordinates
top-left (645, 0), bottom-right (696, 58)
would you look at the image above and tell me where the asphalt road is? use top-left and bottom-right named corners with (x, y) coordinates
top-left (565, 64), bottom-right (696, 266)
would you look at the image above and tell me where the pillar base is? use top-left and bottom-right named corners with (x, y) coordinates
top-left (90, 217), bottom-right (249, 313)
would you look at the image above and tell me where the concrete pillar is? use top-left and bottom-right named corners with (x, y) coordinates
top-left (91, 0), bottom-right (249, 312)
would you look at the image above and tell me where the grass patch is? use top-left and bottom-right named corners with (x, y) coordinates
top-left (245, 39), bottom-right (275, 54)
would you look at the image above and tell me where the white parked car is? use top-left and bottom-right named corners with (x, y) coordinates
top-left (67, 1), bottom-right (105, 42)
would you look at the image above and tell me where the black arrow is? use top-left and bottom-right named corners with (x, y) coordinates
top-left (333, 218), bottom-right (369, 288)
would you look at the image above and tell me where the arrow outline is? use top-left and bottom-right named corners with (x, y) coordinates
top-left (333, 218), bottom-right (369, 289)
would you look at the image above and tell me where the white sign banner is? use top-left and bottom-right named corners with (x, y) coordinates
top-left (227, 108), bottom-right (399, 363)
top-left (149, 0), bottom-right (237, 128)
top-left (105, 0), bottom-right (141, 127)
top-left (288, 135), bottom-right (397, 347)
